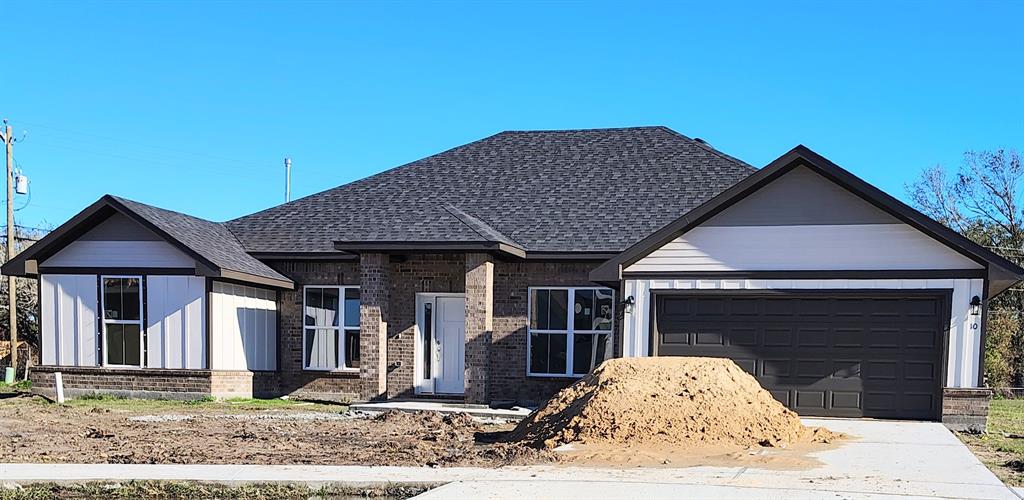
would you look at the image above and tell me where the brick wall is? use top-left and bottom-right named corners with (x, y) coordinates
top-left (942, 387), bottom-right (991, 432)
top-left (491, 261), bottom-right (618, 406)
top-left (30, 366), bottom-right (213, 400)
top-left (266, 260), bottom-right (362, 401)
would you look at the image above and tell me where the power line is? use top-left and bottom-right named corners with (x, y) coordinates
top-left (7, 118), bottom-right (271, 168)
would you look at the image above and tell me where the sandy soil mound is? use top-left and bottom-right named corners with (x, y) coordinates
top-left (510, 357), bottom-right (841, 449)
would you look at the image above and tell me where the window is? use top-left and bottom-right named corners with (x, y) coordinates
top-left (102, 276), bottom-right (144, 366)
top-left (303, 286), bottom-right (360, 371)
top-left (528, 287), bottom-right (613, 377)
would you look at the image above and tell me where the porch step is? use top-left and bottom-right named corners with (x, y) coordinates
top-left (349, 401), bottom-right (533, 422)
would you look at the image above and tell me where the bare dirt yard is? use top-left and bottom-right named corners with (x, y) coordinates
top-left (0, 393), bottom-right (553, 467)
top-left (0, 358), bottom-right (844, 471)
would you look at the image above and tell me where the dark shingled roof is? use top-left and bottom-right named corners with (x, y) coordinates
top-left (226, 126), bottom-right (755, 254)
top-left (109, 196), bottom-right (291, 284)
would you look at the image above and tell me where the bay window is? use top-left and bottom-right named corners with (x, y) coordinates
top-left (102, 276), bottom-right (144, 366)
top-left (528, 287), bottom-right (613, 377)
top-left (303, 285), bottom-right (360, 371)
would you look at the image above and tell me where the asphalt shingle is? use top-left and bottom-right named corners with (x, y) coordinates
top-left (110, 196), bottom-right (290, 283)
top-left (225, 126), bottom-right (755, 254)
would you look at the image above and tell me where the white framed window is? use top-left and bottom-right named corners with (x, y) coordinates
top-left (303, 285), bottom-right (360, 371)
top-left (101, 275), bottom-right (144, 367)
top-left (527, 287), bottom-right (613, 377)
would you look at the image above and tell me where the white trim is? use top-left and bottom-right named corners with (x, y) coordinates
top-left (100, 275), bottom-right (145, 368)
top-left (526, 286), bottom-right (614, 378)
top-left (414, 292), bottom-right (465, 395)
top-left (301, 285), bottom-right (360, 372)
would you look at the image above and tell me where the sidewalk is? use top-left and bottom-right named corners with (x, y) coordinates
top-left (1, 460), bottom-right (1018, 500)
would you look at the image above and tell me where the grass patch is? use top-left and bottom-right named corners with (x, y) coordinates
top-left (984, 399), bottom-right (1024, 455)
top-left (0, 480), bottom-right (434, 500)
top-left (961, 398), bottom-right (1024, 486)
top-left (0, 380), bottom-right (31, 394)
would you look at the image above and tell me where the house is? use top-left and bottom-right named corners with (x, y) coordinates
top-left (3, 126), bottom-right (1018, 430)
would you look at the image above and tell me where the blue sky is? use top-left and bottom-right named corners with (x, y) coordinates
top-left (2, 1), bottom-right (1022, 230)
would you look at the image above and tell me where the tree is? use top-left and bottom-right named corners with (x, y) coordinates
top-left (0, 227), bottom-right (43, 371)
top-left (907, 149), bottom-right (1024, 385)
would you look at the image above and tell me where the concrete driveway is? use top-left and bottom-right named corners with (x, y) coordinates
top-left (416, 418), bottom-right (1017, 499)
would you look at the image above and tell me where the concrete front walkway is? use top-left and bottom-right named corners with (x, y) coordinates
top-left (0, 419), bottom-right (1016, 499)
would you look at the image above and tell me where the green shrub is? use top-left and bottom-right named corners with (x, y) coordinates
top-left (986, 310), bottom-right (1019, 388)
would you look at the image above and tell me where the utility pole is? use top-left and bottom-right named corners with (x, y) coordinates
top-left (1, 122), bottom-right (15, 377)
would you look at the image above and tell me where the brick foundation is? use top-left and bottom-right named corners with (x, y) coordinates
top-left (942, 387), bottom-right (991, 432)
top-left (29, 366), bottom-right (281, 401)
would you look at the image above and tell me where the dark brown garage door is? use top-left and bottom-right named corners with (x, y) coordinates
top-left (653, 291), bottom-right (949, 420)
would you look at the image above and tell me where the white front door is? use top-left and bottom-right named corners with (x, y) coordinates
top-left (417, 294), bottom-right (466, 395)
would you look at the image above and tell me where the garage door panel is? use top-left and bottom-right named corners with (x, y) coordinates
top-left (695, 298), bottom-right (726, 316)
top-left (764, 327), bottom-right (793, 346)
top-left (863, 360), bottom-right (898, 380)
top-left (867, 328), bottom-right (901, 348)
top-left (797, 327), bottom-right (828, 347)
top-left (796, 359), bottom-right (828, 378)
top-left (904, 328), bottom-right (939, 349)
top-left (763, 359), bottom-right (791, 377)
top-left (795, 390), bottom-right (827, 410)
top-left (731, 298), bottom-right (760, 316)
top-left (733, 358), bottom-right (757, 375)
top-left (695, 330), bottom-right (725, 345)
top-left (904, 361), bottom-right (937, 381)
top-left (660, 332), bottom-right (690, 346)
top-left (764, 298), bottom-right (798, 316)
top-left (832, 359), bottom-right (862, 378)
top-left (832, 391), bottom-right (862, 411)
top-left (770, 389), bottom-right (791, 406)
top-left (655, 292), bottom-right (945, 420)
top-left (832, 328), bottom-right (865, 348)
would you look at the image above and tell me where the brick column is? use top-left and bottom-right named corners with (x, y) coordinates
top-left (359, 253), bottom-right (389, 401)
top-left (942, 387), bottom-right (991, 432)
top-left (465, 253), bottom-right (494, 404)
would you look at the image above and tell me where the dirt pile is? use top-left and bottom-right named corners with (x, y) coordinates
top-left (510, 357), bottom-right (841, 449)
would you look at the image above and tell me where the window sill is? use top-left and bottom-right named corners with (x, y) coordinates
top-left (527, 372), bottom-right (587, 379)
top-left (302, 368), bottom-right (361, 376)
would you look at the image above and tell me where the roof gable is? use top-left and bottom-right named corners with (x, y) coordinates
top-left (592, 146), bottom-right (1024, 297)
top-left (3, 196), bottom-right (293, 289)
top-left (703, 165), bottom-right (899, 227)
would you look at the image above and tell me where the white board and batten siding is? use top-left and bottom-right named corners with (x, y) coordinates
top-left (40, 275), bottom-right (98, 366)
top-left (627, 224), bottom-right (983, 273)
top-left (210, 282), bottom-right (277, 371)
top-left (146, 276), bottom-right (206, 369)
top-left (40, 274), bottom-right (208, 369)
top-left (621, 278), bottom-right (984, 389)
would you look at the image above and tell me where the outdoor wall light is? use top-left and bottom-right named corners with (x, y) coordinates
top-left (970, 295), bottom-right (982, 316)
top-left (621, 295), bottom-right (635, 314)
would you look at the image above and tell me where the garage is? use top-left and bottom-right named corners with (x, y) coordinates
top-left (594, 147), bottom-right (1024, 427)
top-left (651, 291), bottom-right (949, 419)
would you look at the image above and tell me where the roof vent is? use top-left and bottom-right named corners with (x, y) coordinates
top-left (693, 137), bottom-right (710, 146)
